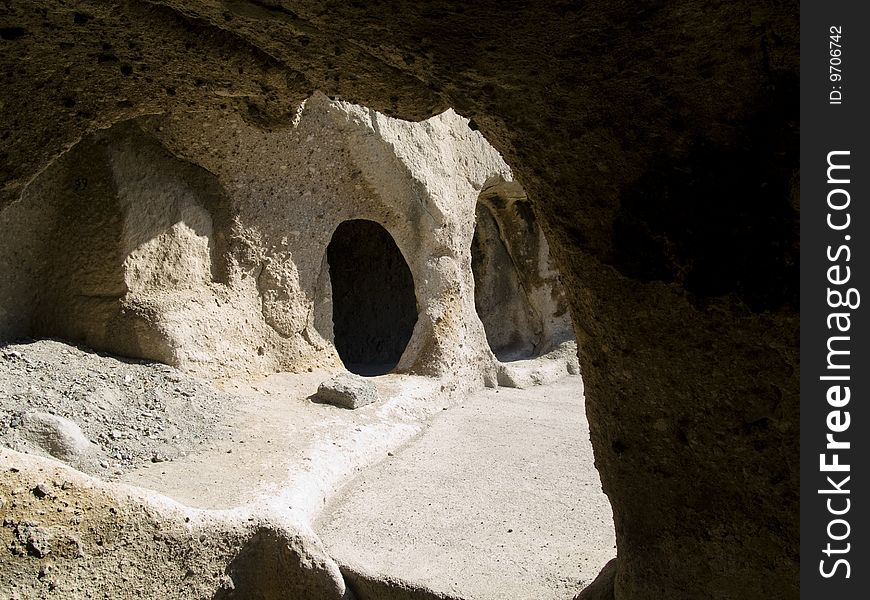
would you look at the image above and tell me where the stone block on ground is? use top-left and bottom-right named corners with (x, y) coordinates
top-left (314, 373), bottom-right (379, 409)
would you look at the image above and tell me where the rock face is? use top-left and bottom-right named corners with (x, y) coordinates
top-left (314, 373), bottom-right (380, 410)
top-left (496, 342), bottom-right (582, 390)
top-left (0, 450), bottom-right (349, 600)
top-left (0, 94), bottom-right (573, 383)
top-left (0, 340), bottom-right (235, 477)
top-left (212, 525), bottom-right (349, 600)
top-left (0, 2), bottom-right (799, 599)
top-left (472, 182), bottom-right (572, 361)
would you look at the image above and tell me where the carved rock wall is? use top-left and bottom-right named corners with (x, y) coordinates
top-left (0, 93), bottom-right (573, 383)
top-left (0, 1), bottom-right (799, 598)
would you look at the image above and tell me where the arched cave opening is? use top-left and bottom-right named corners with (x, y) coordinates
top-left (471, 201), bottom-right (542, 361)
top-left (326, 219), bottom-right (418, 376)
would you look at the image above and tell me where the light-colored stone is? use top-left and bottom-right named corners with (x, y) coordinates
top-left (1, 449), bottom-right (349, 600)
top-left (316, 378), bottom-right (613, 600)
top-left (0, 95), bottom-right (574, 385)
top-left (315, 373), bottom-right (379, 409)
top-left (19, 411), bottom-right (94, 462)
top-left (496, 341), bottom-right (583, 389)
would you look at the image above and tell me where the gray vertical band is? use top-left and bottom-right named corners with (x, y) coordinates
top-left (801, 2), bottom-right (869, 596)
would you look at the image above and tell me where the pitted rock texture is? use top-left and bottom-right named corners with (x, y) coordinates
top-left (0, 94), bottom-right (573, 384)
top-left (1, 2), bottom-right (799, 599)
top-left (0, 450), bottom-right (349, 600)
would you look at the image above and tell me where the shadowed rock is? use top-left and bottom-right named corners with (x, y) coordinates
top-left (213, 526), bottom-right (350, 600)
top-left (0, 1), bottom-right (799, 597)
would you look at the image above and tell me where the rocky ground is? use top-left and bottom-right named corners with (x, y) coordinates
top-left (0, 340), bottom-right (236, 477)
top-left (1, 338), bottom-right (613, 599)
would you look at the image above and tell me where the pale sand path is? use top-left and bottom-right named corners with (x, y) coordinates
top-left (315, 376), bottom-right (615, 600)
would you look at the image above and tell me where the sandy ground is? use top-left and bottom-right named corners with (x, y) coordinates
top-left (118, 370), bottom-right (450, 516)
top-left (315, 378), bottom-right (615, 600)
top-left (1, 340), bottom-right (614, 599)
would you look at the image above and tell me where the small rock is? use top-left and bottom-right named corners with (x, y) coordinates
top-left (32, 484), bottom-right (51, 499)
top-left (19, 412), bottom-right (94, 462)
top-left (313, 372), bottom-right (379, 409)
top-left (15, 522), bottom-right (53, 558)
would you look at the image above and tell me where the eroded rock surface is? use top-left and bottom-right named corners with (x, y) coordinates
top-left (0, 450), bottom-right (348, 600)
top-left (0, 95), bottom-right (573, 385)
top-left (1, 2), bottom-right (799, 599)
top-left (18, 412), bottom-right (95, 463)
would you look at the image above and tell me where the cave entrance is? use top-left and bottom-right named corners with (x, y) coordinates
top-left (471, 187), bottom-right (575, 364)
top-left (471, 203), bottom-right (540, 361)
top-left (327, 219), bottom-right (418, 376)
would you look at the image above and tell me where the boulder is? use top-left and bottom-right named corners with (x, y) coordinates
top-left (19, 412), bottom-right (94, 462)
top-left (314, 373), bottom-right (379, 409)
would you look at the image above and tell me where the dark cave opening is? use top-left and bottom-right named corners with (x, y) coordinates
top-left (327, 219), bottom-right (418, 376)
